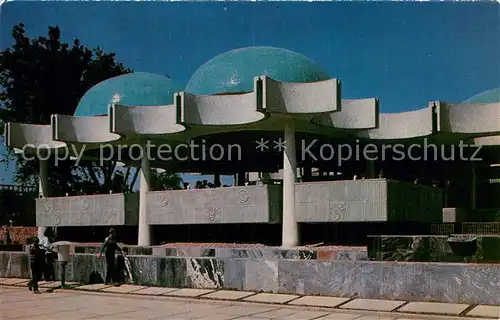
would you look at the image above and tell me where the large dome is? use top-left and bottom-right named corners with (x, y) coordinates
top-left (462, 87), bottom-right (500, 104)
top-left (185, 46), bottom-right (330, 95)
top-left (74, 72), bottom-right (182, 117)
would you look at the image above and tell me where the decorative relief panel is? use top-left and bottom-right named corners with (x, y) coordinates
top-left (146, 185), bottom-right (281, 225)
top-left (329, 201), bottom-right (347, 222)
top-left (295, 180), bottom-right (388, 222)
top-left (35, 194), bottom-right (139, 226)
top-left (237, 189), bottom-right (250, 204)
top-left (295, 180), bottom-right (442, 223)
top-left (158, 193), bottom-right (169, 207)
top-left (209, 207), bottom-right (222, 223)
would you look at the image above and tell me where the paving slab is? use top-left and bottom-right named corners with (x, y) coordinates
top-left (466, 305), bottom-right (500, 318)
top-left (279, 310), bottom-right (331, 319)
top-left (38, 281), bottom-right (60, 288)
top-left (164, 288), bottom-right (215, 297)
top-left (75, 283), bottom-right (112, 291)
top-left (289, 296), bottom-right (349, 308)
top-left (243, 293), bottom-right (299, 304)
top-left (316, 314), bottom-right (369, 320)
top-left (202, 290), bottom-right (256, 300)
top-left (0, 278), bottom-right (29, 285)
top-left (133, 286), bottom-right (180, 295)
top-left (351, 317), bottom-right (396, 320)
top-left (101, 284), bottom-right (148, 293)
top-left (12, 280), bottom-right (30, 286)
top-left (340, 298), bottom-right (406, 311)
top-left (399, 302), bottom-right (469, 315)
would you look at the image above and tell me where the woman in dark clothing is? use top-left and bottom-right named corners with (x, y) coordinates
top-left (96, 228), bottom-right (122, 285)
top-left (28, 237), bottom-right (43, 294)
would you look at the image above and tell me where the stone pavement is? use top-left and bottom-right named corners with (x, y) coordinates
top-left (0, 279), bottom-right (499, 320)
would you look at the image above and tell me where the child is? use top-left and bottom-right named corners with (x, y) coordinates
top-left (28, 237), bottom-right (43, 294)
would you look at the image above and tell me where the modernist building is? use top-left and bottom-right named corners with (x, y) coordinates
top-left (4, 47), bottom-right (500, 247)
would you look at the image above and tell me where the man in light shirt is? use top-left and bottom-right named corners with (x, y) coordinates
top-left (38, 229), bottom-right (55, 281)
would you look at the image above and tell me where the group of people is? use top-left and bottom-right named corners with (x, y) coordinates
top-left (28, 229), bottom-right (55, 294)
top-left (28, 228), bottom-right (125, 294)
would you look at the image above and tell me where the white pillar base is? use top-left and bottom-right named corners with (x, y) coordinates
top-left (472, 163), bottom-right (477, 211)
top-left (282, 122), bottom-right (299, 248)
top-left (138, 154), bottom-right (152, 246)
top-left (38, 159), bottom-right (49, 239)
top-left (37, 227), bottom-right (47, 239)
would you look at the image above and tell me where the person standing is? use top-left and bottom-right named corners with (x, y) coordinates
top-left (28, 237), bottom-right (43, 294)
top-left (39, 229), bottom-right (55, 281)
top-left (96, 228), bottom-right (122, 285)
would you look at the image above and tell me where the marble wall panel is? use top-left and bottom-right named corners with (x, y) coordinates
top-left (223, 258), bottom-right (245, 290)
top-left (185, 258), bottom-right (224, 289)
top-left (1, 251), bottom-right (500, 305)
top-left (244, 260), bottom-right (279, 292)
top-left (0, 252), bottom-right (30, 278)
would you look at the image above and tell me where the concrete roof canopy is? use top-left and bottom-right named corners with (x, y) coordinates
top-left (462, 87), bottom-right (500, 104)
top-left (74, 72), bottom-right (183, 117)
top-left (185, 46), bottom-right (330, 95)
top-left (465, 87), bottom-right (500, 146)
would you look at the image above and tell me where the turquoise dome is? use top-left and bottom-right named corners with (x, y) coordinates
top-left (185, 46), bottom-right (330, 95)
top-left (74, 72), bottom-right (182, 116)
top-left (462, 87), bottom-right (500, 104)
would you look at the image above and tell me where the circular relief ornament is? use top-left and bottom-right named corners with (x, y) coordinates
top-left (52, 214), bottom-right (61, 225)
top-left (209, 207), bottom-right (221, 223)
top-left (237, 189), bottom-right (250, 204)
top-left (81, 198), bottom-right (90, 210)
top-left (102, 209), bottom-right (114, 224)
top-left (158, 194), bottom-right (169, 207)
top-left (204, 189), bottom-right (216, 206)
top-left (330, 202), bottom-right (347, 222)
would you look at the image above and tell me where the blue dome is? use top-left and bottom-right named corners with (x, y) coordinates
top-left (462, 87), bottom-right (500, 104)
top-left (74, 72), bottom-right (182, 116)
top-left (185, 46), bottom-right (330, 95)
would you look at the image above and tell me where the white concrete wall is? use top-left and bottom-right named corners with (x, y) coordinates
top-left (146, 185), bottom-right (282, 224)
top-left (35, 193), bottom-right (138, 226)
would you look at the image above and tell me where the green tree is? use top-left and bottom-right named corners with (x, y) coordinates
top-left (151, 170), bottom-right (183, 191)
top-left (0, 23), bottom-right (131, 194)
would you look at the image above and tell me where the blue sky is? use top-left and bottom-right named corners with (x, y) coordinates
top-left (0, 1), bottom-right (499, 185)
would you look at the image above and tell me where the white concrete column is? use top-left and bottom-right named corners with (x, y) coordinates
top-left (282, 122), bottom-right (299, 248)
top-left (472, 163), bottom-right (477, 211)
top-left (214, 173), bottom-right (221, 187)
top-left (38, 158), bottom-right (49, 238)
top-left (138, 154), bottom-right (152, 246)
top-left (366, 160), bottom-right (375, 179)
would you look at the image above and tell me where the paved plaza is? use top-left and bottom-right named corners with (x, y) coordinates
top-left (0, 286), bottom-right (494, 320)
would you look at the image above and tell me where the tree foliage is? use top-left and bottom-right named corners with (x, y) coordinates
top-left (0, 24), bottom-right (131, 194)
top-left (0, 24), bottom-right (183, 194)
top-left (152, 170), bottom-right (183, 190)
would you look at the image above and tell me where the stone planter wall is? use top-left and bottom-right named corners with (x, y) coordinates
top-left (1, 250), bottom-right (500, 305)
top-left (368, 235), bottom-right (500, 263)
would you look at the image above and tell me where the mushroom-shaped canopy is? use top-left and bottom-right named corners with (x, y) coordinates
top-left (185, 46), bottom-right (330, 95)
top-left (74, 72), bottom-right (182, 117)
top-left (462, 87), bottom-right (500, 104)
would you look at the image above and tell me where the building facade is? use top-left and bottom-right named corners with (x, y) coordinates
top-left (4, 46), bottom-right (500, 246)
